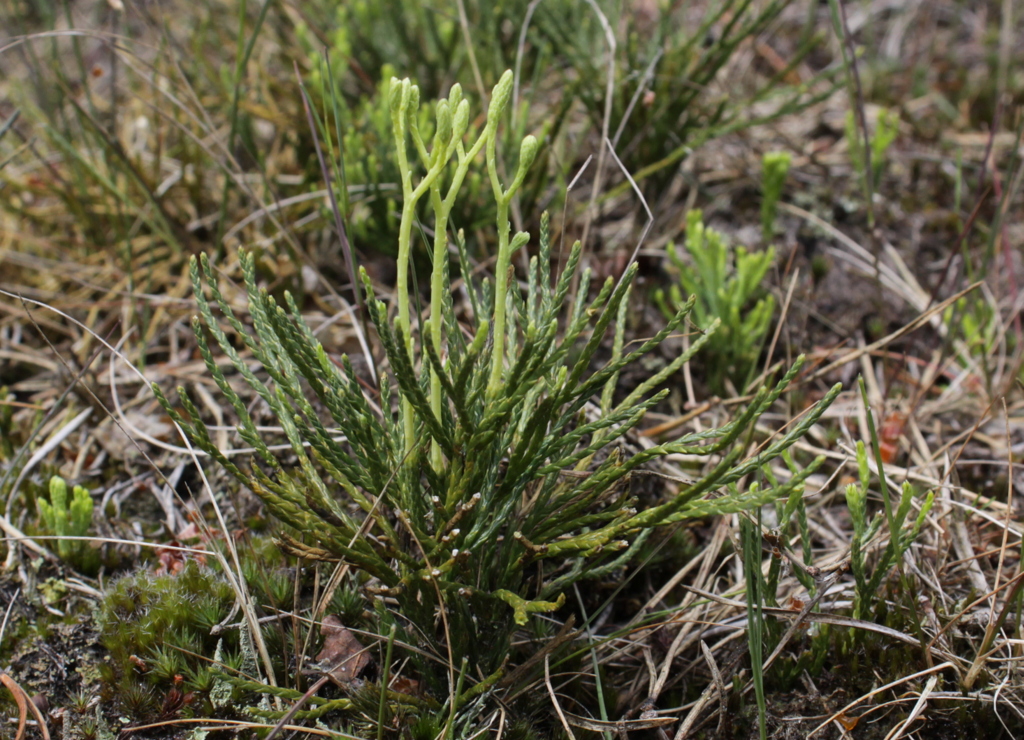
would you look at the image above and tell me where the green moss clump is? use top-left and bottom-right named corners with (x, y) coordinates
top-left (94, 533), bottom-right (357, 722)
top-left (96, 560), bottom-right (237, 719)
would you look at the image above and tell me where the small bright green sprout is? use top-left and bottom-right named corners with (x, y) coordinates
top-left (944, 295), bottom-right (999, 363)
top-left (846, 440), bottom-right (934, 620)
top-left (761, 151), bottom-right (792, 243)
top-left (656, 210), bottom-right (776, 392)
top-left (846, 107), bottom-right (899, 189)
top-left (495, 589), bottom-right (566, 626)
top-left (38, 475), bottom-right (97, 573)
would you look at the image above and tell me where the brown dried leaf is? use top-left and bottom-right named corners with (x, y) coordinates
top-left (93, 412), bottom-right (173, 460)
top-left (837, 712), bottom-right (859, 731)
top-left (315, 615), bottom-right (372, 686)
top-left (389, 675), bottom-right (421, 696)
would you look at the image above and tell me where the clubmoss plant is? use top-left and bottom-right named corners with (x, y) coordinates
top-left (37, 475), bottom-right (98, 574)
top-left (845, 379), bottom-right (934, 627)
top-left (655, 210), bottom-right (776, 393)
top-left (155, 71), bottom-right (840, 719)
top-left (761, 451), bottom-right (816, 600)
top-left (944, 295), bottom-right (1000, 373)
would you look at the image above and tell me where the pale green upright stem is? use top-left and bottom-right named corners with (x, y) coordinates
top-left (388, 72), bottom-right (526, 455)
top-left (484, 131), bottom-right (536, 398)
top-left (426, 113), bottom-right (488, 469)
top-left (392, 80), bottom-right (448, 460)
top-left (396, 204), bottom-right (416, 353)
top-left (391, 86), bottom-right (468, 462)
top-left (391, 82), bottom-right (418, 458)
top-left (487, 197), bottom-right (512, 397)
top-left (396, 166), bottom-right (450, 457)
top-left (428, 187), bottom-right (449, 471)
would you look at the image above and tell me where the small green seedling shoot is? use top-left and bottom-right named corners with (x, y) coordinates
top-left (38, 475), bottom-right (98, 573)
top-left (761, 151), bottom-right (792, 244)
top-left (845, 440), bottom-right (933, 620)
top-left (656, 210), bottom-right (776, 392)
top-left (846, 107), bottom-right (899, 190)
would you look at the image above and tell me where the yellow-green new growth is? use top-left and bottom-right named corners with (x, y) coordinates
top-left (38, 475), bottom-right (95, 568)
top-left (656, 210), bottom-right (775, 392)
top-left (484, 71), bottom-right (536, 398)
top-left (387, 69), bottom-right (540, 466)
top-left (761, 151), bottom-right (791, 243)
top-left (495, 589), bottom-right (566, 626)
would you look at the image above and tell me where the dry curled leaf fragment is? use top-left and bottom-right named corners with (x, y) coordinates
top-left (389, 675), bottom-right (421, 696)
top-left (0, 672), bottom-right (51, 740)
top-left (837, 712), bottom-right (859, 731)
top-left (316, 615), bottom-right (372, 686)
top-left (154, 541), bottom-right (187, 575)
top-left (0, 673), bottom-right (28, 740)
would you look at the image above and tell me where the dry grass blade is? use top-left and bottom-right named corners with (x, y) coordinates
top-left (761, 570), bottom-right (843, 673)
top-left (499, 616), bottom-right (578, 695)
top-left (112, 717), bottom-right (361, 738)
top-left (962, 572), bottom-right (1024, 690)
top-left (0, 671), bottom-right (50, 740)
top-left (808, 662), bottom-right (956, 738)
top-left (6, 407), bottom-right (91, 504)
top-left (883, 675), bottom-right (939, 740)
top-left (960, 401), bottom-right (1024, 691)
top-left (0, 518), bottom-right (56, 563)
top-left (673, 641), bottom-right (727, 740)
top-left (294, 62), bottom-right (361, 319)
top-left (261, 673), bottom-right (333, 740)
top-left (0, 588), bottom-right (18, 648)
top-left (544, 654), bottom-right (576, 740)
top-left (562, 710), bottom-right (675, 732)
top-left (604, 136), bottom-right (653, 270)
top-left (682, 586), bottom-right (959, 663)
top-left (575, 0), bottom-right (616, 262)
top-left (804, 281), bottom-right (983, 383)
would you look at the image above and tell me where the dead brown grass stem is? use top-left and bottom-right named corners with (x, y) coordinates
top-left (544, 653), bottom-right (577, 740)
top-left (961, 413), bottom-right (1024, 689)
top-left (807, 661), bottom-right (956, 738)
top-left (111, 717), bottom-right (361, 739)
top-left (294, 62), bottom-right (362, 323)
top-left (682, 585), bottom-right (962, 665)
